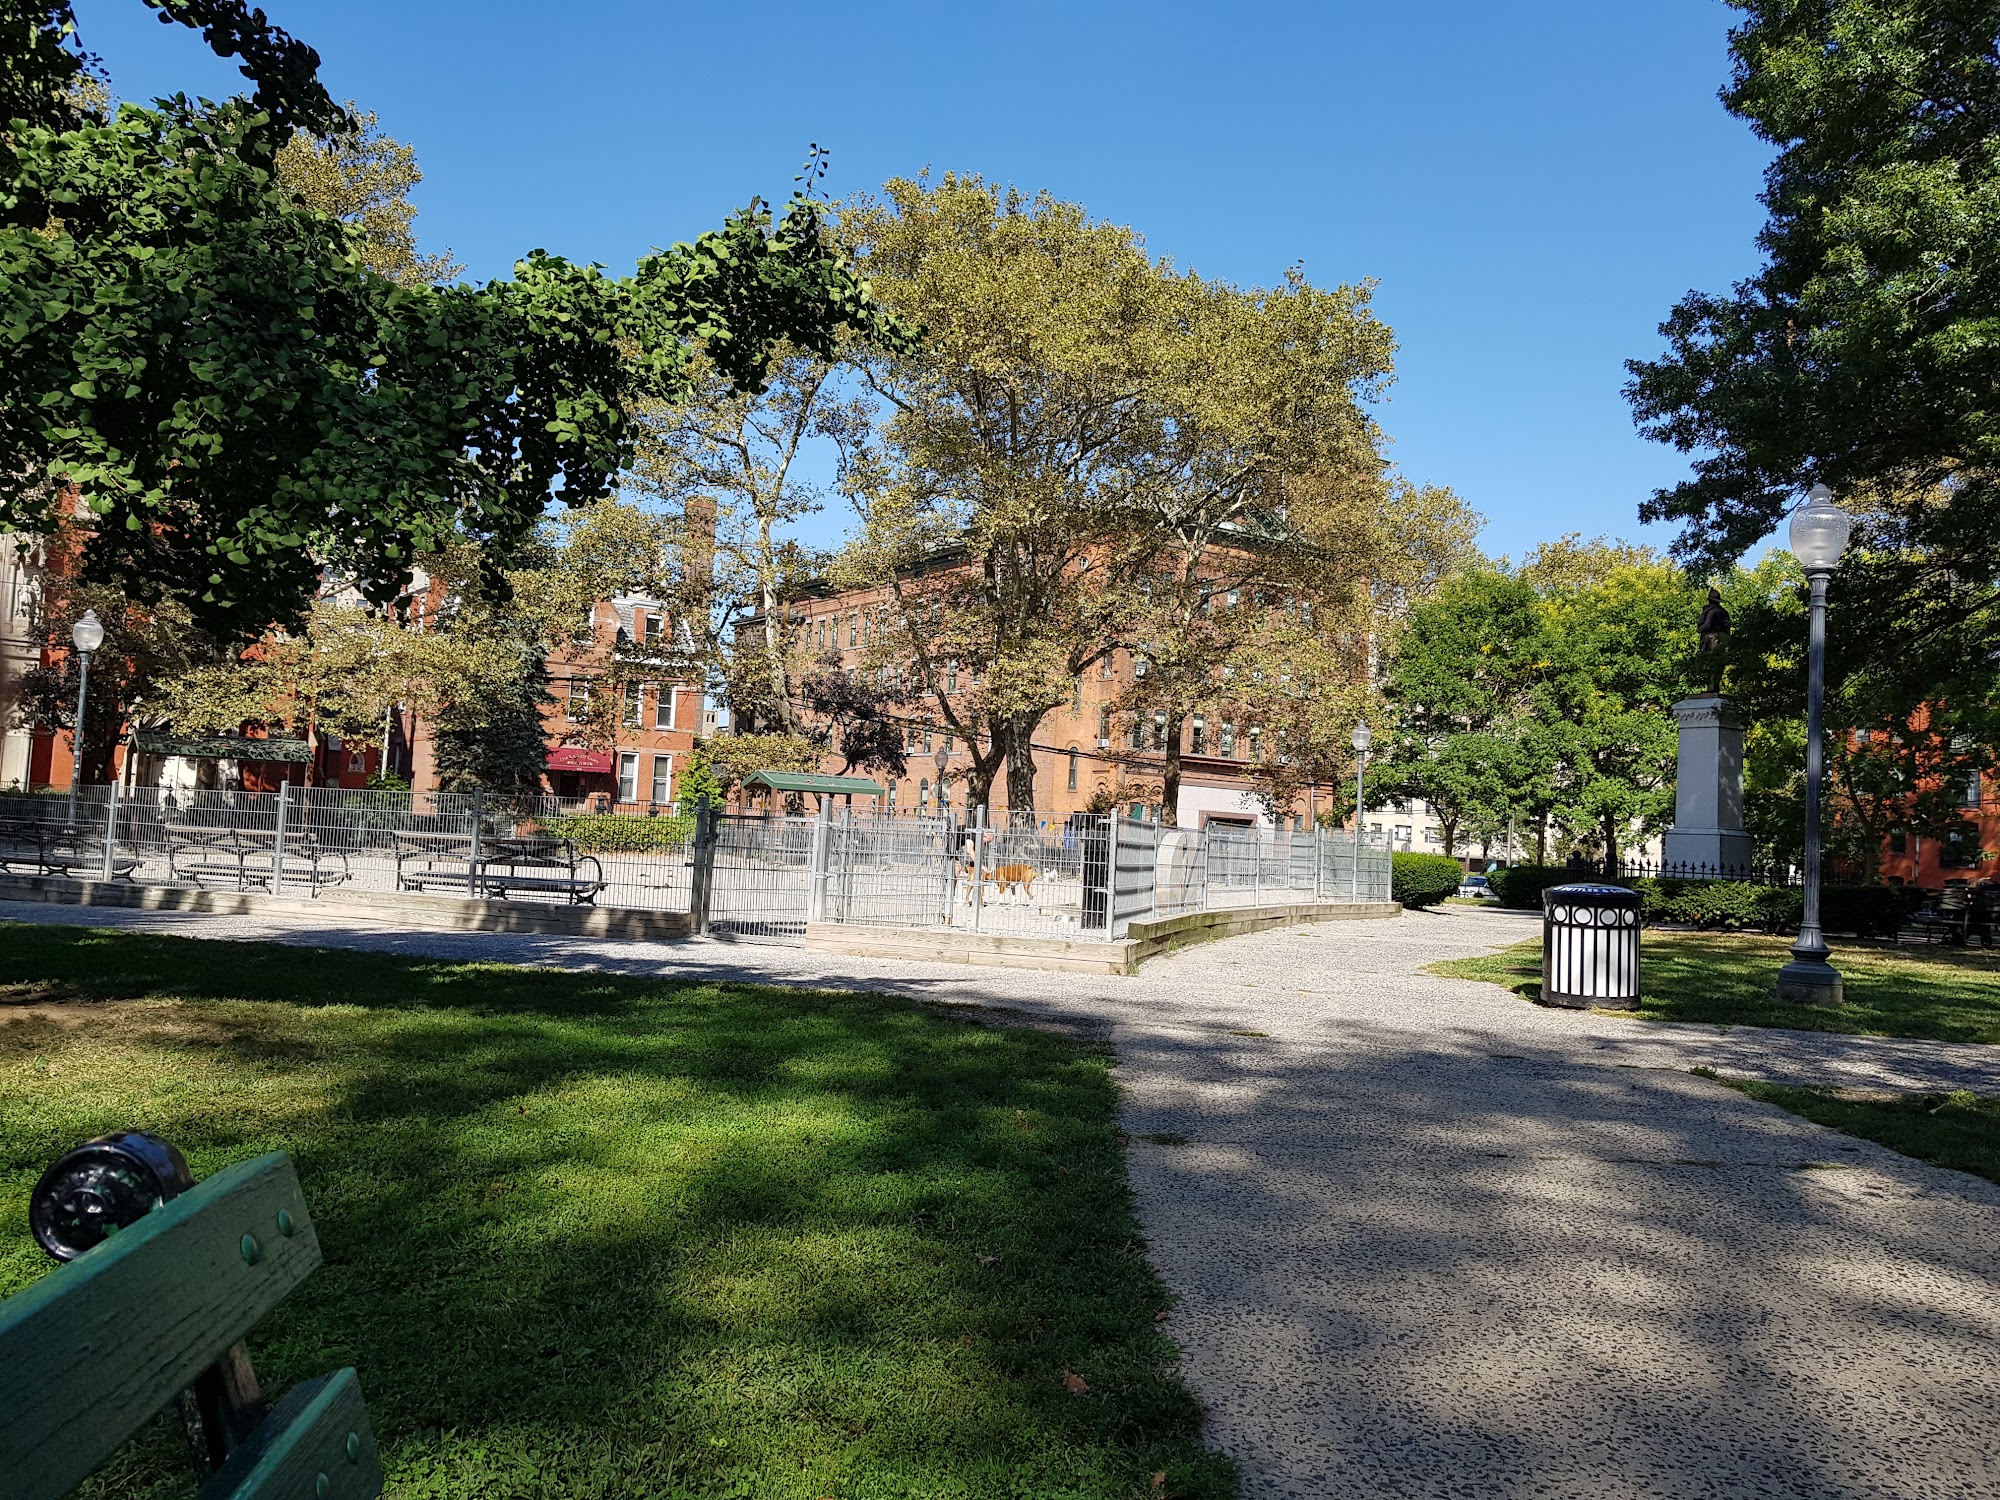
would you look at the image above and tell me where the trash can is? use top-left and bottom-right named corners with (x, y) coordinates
top-left (1541, 883), bottom-right (1642, 1009)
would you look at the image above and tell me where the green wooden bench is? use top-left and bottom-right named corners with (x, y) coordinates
top-left (0, 1149), bottom-right (384, 1500)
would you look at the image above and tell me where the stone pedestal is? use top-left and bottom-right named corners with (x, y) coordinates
top-left (1661, 695), bottom-right (1755, 873)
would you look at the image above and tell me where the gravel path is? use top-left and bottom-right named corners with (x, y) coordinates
top-left (6, 897), bottom-right (2000, 1497)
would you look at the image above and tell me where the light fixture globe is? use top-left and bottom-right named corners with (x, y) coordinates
top-left (71, 609), bottom-right (104, 655)
top-left (1351, 720), bottom-right (1373, 755)
top-left (1788, 484), bottom-right (1852, 572)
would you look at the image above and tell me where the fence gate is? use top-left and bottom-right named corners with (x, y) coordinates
top-left (704, 814), bottom-right (815, 943)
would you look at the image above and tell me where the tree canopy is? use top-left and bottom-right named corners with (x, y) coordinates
top-left (1626, 0), bottom-right (2000, 670)
top-left (1, 1), bottom-right (910, 635)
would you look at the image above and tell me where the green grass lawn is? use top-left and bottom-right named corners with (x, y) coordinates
top-left (0, 922), bottom-right (1232, 1500)
top-left (1427, 930), bottom-right (2000, 1043)
top-left (1697, 1072), bottom-right (2000, 1187)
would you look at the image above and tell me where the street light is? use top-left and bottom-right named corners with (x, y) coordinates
top-left (1351, 719), bottom-right (1373, 904)
top-left (933, 745), bottom-right (950, 825)
top-left (66, 609), bottom-right (104, 826)
top-left (1778, 483), bottom-right (1852, 1006)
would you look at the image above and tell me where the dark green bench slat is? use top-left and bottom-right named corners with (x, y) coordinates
top-left (0, 1153), bottom-right (321, 1500)
top-left (197, 1368), bottom-right (383, 1500)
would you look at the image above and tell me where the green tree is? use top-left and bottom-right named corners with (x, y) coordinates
top-left (839, 175), bottom-right (1409, 813)
top-left (1626, 0), bottom-right (2000, 670)
top-left (273, 103), bottom-right (461, 286)
top-left (1375, 570), bottom-right (1550, 857)
top-left (1, 3), bottom-right (909, 634)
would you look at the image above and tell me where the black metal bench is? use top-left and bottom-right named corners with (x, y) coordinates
top-left (393, 832), bottom-right (603, 904)
top-left (165, 820), bottom-right (351, 892)
top-left (0, 815), bottom-right (142, 880)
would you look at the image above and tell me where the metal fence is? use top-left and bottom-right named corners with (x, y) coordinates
top-left (0, 786), bottom-right (1393, 948)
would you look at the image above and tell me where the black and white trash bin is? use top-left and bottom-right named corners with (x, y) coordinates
top-left (1540, 883), bottom-right (1643, 1009)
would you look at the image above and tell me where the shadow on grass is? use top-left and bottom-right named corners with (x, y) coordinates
top-left (0, 923), bottom-right (1233, 1500)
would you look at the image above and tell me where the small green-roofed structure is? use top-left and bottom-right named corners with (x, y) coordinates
top-left (742, 771), bottom-right (885, 808)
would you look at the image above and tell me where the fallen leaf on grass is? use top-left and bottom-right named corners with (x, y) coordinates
top-left (975, 1254), bottom-right (997, 1265)
top-left (1063, 1368), bottom-right (1089, 1395)
top-left (1153, 1309), bottom-right (1169, 1322)
top-left (1152, 1474), bottom-right (1166, 1492)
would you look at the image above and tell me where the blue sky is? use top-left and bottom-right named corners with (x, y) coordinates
top-left (73, 0), bottom-right (1773, 562)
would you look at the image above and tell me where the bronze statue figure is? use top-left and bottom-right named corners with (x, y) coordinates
top-left (1698, 587), bottom-right (1731, 653)
top-left (1697, 586), bottom-right (1731, 692)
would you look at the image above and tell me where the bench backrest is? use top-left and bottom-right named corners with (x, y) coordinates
top-left (0, 1153), bottom-right (383, 1500)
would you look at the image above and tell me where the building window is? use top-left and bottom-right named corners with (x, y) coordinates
top-left (1191, 715), bottom-right (1205, 754)
top-left (1248, 725), bottom-right (1262, 761)
top-left (650, 754), bottom-right (672, 805)
top-left (1943, 820), bottom-right (1979, 868)
top-left (817, 618), bottom-right (827, 649)
top-left (944, 731), bottom-right (954, 753)
top-left (566, 680), bottom-right (591, 721)
top-left (1890, 828), bottom-right (1909, 854)
top-left (1220, 721), bottom-right (1236, 757)
top-left (887, 782), bottom-right (897, 814)
top-left (1130, 802), bottom-right (1145, 821)
top-left (919, 777), bottom-right (930, 812)
top-left (656, 687), bottom-right (674, 730)
top-left (617, 752), bottom-right (639, 804)
top-left (1097, 707), bottom-right (1111, 745)
top-left (1153, 712), bottom-right (1167, 751)
top-left (1394, 823), bottom-right (1412, 848)
top-left (946, 661), bottom-right (959, 693)
top-left (1067, 747), bottom-right (1079, 792)
top-left (847, 613), bottom-right (858, 647)
top-left (643, 612), bottom-right (664, 648)
top-left (1131, 715), bottom-right (1145, 751)
top-left (1965, 770), bottom-right (1984, 807)
top-left (1226, 587), bottom-right (1239, 608)
top-left (623, 681), bottom-right (643, 727)
top-left (1072, 678), bottom-right (1083, 713)
top-left (1425, 826), bottom-right (1443, 844)
top-left (1100, 652), bottom-right (1114, 679)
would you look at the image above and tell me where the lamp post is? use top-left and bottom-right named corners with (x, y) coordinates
top-left (66, 610), bottom-right (104, 826)
top-left (1351, 719), bottom-right (1372, 904)
top-left (933, 744), bottom-right (950, 823)
top-left (1777, 484), bottom-right (1852, 1005)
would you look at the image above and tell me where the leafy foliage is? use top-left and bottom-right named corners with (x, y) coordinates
top-left (531, 811), bottom-right (694, 851)
top-left (1390, 851), bottom-right (1462, 908)
top-left (0, 2), bottom-right (911, 634)
top-left (1626, 0), bottom-right (2000, 674)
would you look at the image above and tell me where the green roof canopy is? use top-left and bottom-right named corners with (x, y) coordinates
top-left (743, 771), bottom-right (885, 797)
top-left (132, 732), bottom-right (313, 763)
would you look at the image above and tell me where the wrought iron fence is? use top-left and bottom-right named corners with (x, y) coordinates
top-left (1578, 856), bottom-right (1802, 888)
top-left (0, 785), bottom-right (1394, 948)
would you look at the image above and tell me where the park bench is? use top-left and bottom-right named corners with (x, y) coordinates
top-left (0, 1143), bottom-right (384, 1500)
top-left (0, 815), bottom-right (142, 880)
top-left (392, 831), bottom-right (604, 904)
top-left (166, 818), bottom-right (351, 892)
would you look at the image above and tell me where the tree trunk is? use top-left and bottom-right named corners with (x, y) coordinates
top-left (1441, 816), bottom-right (1458, 858)
top-left (1535, 816), bottom-right (1548, 866)
top-left (1601, 812), bottom-right (1620, 876)
top-left (1001, 711), bottom-right (1041, 819)
top-left (1160, 711), bottom-right (1184, 826)
top-left (758, 515), bottom-right (797, 734)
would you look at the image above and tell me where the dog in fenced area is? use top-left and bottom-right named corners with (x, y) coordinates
top-left (958, 852), bottom-right (1038, 904)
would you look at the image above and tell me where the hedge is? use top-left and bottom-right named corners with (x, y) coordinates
top-left (1392, 852), bottom-right (1464, 909)
top-left (530, 812), bottom-right (695, 852)
top-left (1487, 863), bottom-right (1928, 938)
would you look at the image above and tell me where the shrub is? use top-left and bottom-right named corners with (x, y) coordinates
top-left (1392, 852), bottom-right (1463, 909)
top-left (1487, 864), bottom-right (1578, 909)
top-left (530, 812), bottom-right (694, 852)
top-left (1630, 878), bottom-right (1800, 932)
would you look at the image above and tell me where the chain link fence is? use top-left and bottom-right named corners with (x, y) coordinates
top-left (1, 786), bottom-right (1392, 948)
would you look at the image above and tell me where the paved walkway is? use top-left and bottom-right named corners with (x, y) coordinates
top-left (6, 898), bottom-right (2000, 1496)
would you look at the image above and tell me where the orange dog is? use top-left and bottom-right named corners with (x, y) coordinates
top-left (961, 857), bottom-right (1037, 902)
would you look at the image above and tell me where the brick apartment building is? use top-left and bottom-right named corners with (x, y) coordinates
top-left (406, 592), bottom-right (710, 808)
top-left (782, 575), bottom-right (1341, 831)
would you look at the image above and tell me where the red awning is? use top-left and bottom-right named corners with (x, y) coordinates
top-left (546, 747), bottom-right (614, 774)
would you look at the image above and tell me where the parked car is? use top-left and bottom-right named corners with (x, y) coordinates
top-left (1457, 873), bottom-right (1492, 900)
